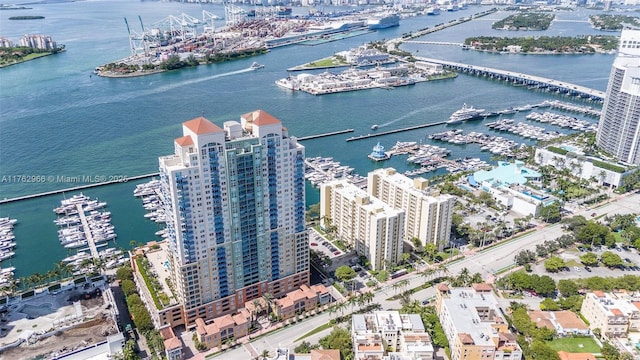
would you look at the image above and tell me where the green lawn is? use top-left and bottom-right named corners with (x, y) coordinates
top-left (302, 56), bottom-right (347, 68)
top-left (546, 337), bottom-right (601, 353)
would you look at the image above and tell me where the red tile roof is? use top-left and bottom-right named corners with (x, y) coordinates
top-left (437, 283), bottom-right (450, 292)
top-left (593, 290), bottom-right (605, 298)
top-left (164, 336), bottom-right (182, 350)
top-left (242, 110), bottom-right (281, 126)
top-left (558, 351), bottom-right (596, 360)
top-left (611, 308), bottom-right (623, 316)
top-left (473, 283), bottom-right (492, 292)
top-left (184, 117), bottom-right (224, 135)
top-left (311, 349), bottom-right (341, 360)
top-left (175, 135), bottom-right (194, 146)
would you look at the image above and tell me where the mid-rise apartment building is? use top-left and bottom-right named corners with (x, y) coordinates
top-left (320, 180), bottom-right (405, 270)
top-left (368, 168), bottom-right (455, 251)
top-left (580, 291), bottom-right (640, 337)
top-left (436, 283), bottom-right (522, 360)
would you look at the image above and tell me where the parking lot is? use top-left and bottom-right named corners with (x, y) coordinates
top-left (532, 246), bottom-right (640, 280)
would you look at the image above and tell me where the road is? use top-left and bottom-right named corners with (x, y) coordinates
top-left (210, 192), bottom-right (639, 359)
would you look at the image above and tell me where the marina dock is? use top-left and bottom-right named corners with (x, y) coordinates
top-left (297, 128), bottom-right (354, 141)
top-left (76, 204), bottom-right (99, 258)
top-left (346, 121), bottom-right (448, 142)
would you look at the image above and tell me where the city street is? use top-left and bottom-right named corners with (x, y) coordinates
top-left (210, 192), bottom-right (640, 359)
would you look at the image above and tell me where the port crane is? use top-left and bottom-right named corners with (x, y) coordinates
top-left (123, 16), bottom-right (149, 58)
top-left (202, 9), bottom-right (220, 35)
top-left (223, 2), bottom-right (246, 27)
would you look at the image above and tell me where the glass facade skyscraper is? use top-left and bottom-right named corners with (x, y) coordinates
top-left (158, 110), bottom-right (308, 325)
top-left (596, 28), bottom-right (640, 165)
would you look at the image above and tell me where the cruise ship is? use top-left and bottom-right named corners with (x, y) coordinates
top-left (367, 13), bottom-right (400, 29)
top-left (426, 6), bottom-right (441, 15)
top-left (446, 103), bottom-right (486, 124)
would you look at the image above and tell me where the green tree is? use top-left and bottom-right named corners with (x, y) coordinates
top-left (557, 279), bottom-right (579, 297)
top-left (601, 341), bottom-right (620, 360)
top-left (544, 256), bottom-right (566, 272)
top-left (121, 279), bottom-right (137, 297)
top-left (375, 270), bottom-right (389, 283)
top-left (529, 340), bottom-right (560, 360)
top-left (601, 251), bottom-right (623, 268)
top-left (579, 252), bottom-right (599, 266)
top-left (533, 275), bottom-right (556, 297)
top-left (116, 265), bottom-right (134, 281)
top-left (113, 339), bottom-right (140, 360)
top-left (335, 266), bottom-right (357, 282)
top-left (294, 341), bottom-right (318, 353)
top-left (319, 327), bottom-right (353, 360)
top-left (539, 298), bottom-right (560, 311)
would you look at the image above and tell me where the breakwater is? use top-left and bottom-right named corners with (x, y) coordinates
top-left (346, 121), bottom-right (448, 142)
top-left (297, 128), bottom-right (354, 141)
top-left (0, 173), bottom-right (159, 205)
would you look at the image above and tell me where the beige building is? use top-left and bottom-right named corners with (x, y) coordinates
top-left (320, 180), bottom-right (405, 270)
top-left (528, 310), bottom-right (589, 336)
top-left (368, 168), bottom-right (455, 251)
top-left (352, 311), bottom-right (434, 360)
top-left (154, 111), bottom-right (309, 327)
top-left (580, 291), bottom-right (640, 338)
top-left (436, 283), bottom-right (522, 360)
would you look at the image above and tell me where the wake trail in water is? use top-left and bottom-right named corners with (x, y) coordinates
top-left (146, 68), bottom-right (254, 95)
top-left (2, 67), bottom-right (256, 122)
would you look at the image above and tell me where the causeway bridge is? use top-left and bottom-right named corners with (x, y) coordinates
top-left (403, 40), bottom-right (464, 46)
top-left (416, 56), bottom-right (606, 102)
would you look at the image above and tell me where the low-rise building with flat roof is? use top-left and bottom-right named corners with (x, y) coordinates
top-left (468, 161), bottom-right (556, 217)
top-left (352, 310), bottom-right (434, 360)
top-left (435, 283), bottom-right (522, 360)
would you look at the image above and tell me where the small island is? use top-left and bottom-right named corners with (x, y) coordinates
top-left (9, 15), bottom-right (44, 20)
top-left (95, 48), bottom-right (268, 77)
top-left (492, 12), bottom-right (555, 31)
top-left (589, 14), bottom-right (640, 31)
top-left (0, 45), bottom-right (65, 67)
top-left (464, 35), bottom-right (618, 54)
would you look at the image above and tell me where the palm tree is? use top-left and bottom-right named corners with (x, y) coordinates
top-left (347, 295), bottom-right (357, 311)
top-left (328, 305), bottom-right (336, 320)
top-left (261, 349), bottom-right (270, 360)
top-left (392, 281), bottom-right (401, 295)
top-left (420, 267), bottom-right (436, 281)
top-left (262, 293), bottom-right (274, 317)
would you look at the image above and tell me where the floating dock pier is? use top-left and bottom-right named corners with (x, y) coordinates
top-left (346, 121), bottom-right (448, 142)
top-left (297, 128), bottom-right (354, 141)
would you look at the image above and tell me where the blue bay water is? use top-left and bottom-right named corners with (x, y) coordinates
top-left (0, 1), bottom-right (614, 277)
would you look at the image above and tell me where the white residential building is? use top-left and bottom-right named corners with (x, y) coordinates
top-left (596, 27), bottom-right (640, 165)
top-left (352, 311), bottom-right (434, 360)
top-left (368, 168), bottom-right (455, 251)
top-left (580, 290), bottom-right (640, 338)
top-left (534, 147), bottom-right (635, 188)
top-left (320, 180), bottom-right (404, 270)
top-left (436, 283), bottom-right (522, 360)
top-left (158, 110), bottom-right (308, 326)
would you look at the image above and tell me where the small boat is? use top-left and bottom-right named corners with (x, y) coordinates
top-left (371, 124), bottom-right (379, 130)
top-left (250, 62), bottom-right (264, 70)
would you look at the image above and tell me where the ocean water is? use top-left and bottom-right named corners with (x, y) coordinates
top-left (0, 1), bottom-right (614, 277)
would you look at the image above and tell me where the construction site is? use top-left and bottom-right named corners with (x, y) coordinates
top-left (0, 278), bottom-right (120, 360)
